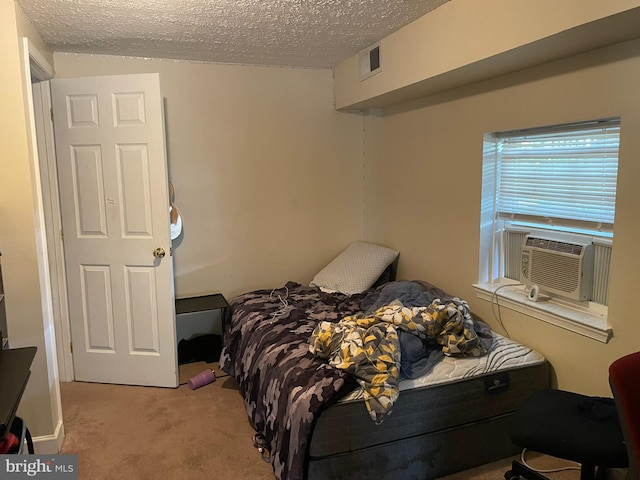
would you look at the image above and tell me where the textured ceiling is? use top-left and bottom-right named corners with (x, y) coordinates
top-left (16, 0), bottom-right (449, 68)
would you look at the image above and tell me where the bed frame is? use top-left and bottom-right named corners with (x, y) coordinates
top-left (221, 271), bottom-right (550, 480)
top-left (307, 361), bottom-right (550, 479)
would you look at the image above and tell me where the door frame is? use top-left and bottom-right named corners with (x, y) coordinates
top-left (31, 73), bottom-right (74, 385)
top-left (23, 39), bottom-right (74, 383)
top-left (21, 37), bottom-right (67, 452)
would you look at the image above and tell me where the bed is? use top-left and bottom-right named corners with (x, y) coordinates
top-left (219, 243), bottom-right (550, 480)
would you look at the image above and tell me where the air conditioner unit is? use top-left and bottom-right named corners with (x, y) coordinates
top-left (520, 236), bottom-right (594, 301)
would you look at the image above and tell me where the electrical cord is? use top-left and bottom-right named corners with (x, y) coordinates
top-left (490, 283), bottom-right (525, 338)
top-left (269, 285), bottom-right (290, 323)
top-left (520, 448), bottom-right (581, 474)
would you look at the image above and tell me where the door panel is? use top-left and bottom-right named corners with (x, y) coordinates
top-left (71, 145), bottom-right (107, 236)
top-left (52, 73), bottom-right (177, 387)
top-left (117, 144), bottom-right (153, 236)
top-left (82, 265), bottom-right (114, 351)
top-left (125, 265), bottom-right (160, 353)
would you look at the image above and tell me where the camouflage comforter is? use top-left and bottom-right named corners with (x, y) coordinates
top-left (219, 280), bottom-right (489, 480)
top-left (219, 282), bottom-right (370, 480)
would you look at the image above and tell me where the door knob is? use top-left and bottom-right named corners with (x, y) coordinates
top-left (153, 247), bottom-right (166, 258)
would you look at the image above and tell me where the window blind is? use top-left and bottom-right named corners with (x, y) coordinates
top-left (496, 119), bottom-right (620, 233)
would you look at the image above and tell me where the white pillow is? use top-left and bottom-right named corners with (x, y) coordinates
top-left (310, 241), bottom-right (399, 295)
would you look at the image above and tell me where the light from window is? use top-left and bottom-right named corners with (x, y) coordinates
top-left (479, 118), bottom-right (620, 307)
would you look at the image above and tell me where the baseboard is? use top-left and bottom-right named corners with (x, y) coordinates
top-left (32, 419), bottom-right (65, 454)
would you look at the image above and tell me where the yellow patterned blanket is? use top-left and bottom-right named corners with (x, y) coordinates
top-left (309, 298), bottom-right (487, 423)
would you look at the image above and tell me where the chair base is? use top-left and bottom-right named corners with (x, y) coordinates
top-left (505, 460), bottom-right (551, 480)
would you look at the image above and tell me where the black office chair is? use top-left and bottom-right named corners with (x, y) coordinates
top-left (505, 387), bottom-right (629, 480)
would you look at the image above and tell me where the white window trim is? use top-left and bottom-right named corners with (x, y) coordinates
top-left (473, 282), bottom-right (611, 343)
top-left (477, 119), bottom-right (619, 344)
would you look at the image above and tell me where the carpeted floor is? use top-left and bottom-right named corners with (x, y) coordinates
top-left (59, 362), bottom-right (582, 480)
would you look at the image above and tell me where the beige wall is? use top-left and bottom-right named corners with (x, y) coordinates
top-left (334, 0), bottom-right (640, 109)
top-left (365, 39), bottom-right (640, 396)
top-left (1, 1), bottom-right (56, 438)
top-left (53, 54), bottom-right (365, 299)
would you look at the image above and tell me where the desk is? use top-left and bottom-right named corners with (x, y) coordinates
top-left (0, 346), bottom-right (36, 440)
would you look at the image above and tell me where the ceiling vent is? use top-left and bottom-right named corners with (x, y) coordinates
top-left (359, 43), bottom-right (382, 81)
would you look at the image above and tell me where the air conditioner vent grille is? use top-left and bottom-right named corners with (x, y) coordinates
top-left (530, 250), bottom-right (581, 293)
top-left (525, 237), bottom-right (585, 255)
top-left (520, 234), bottom-right (594, 301)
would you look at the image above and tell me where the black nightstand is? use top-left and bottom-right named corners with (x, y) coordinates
top-left (175, 293), bottom-right (230, 334)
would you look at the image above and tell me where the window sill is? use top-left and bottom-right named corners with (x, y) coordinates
top-left (472, 283), bottom-right (612, 343)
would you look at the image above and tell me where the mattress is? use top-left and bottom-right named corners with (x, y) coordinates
top-left (340, 333), bottom-right (544, 402)
top-left (307, 335), bottom-right (549, 479)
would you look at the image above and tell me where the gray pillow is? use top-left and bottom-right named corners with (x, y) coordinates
top-left (310, 241), bottom-right (399, 295)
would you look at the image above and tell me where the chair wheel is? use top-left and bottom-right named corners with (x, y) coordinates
top-left (504, 470), bottom-right (519, 480)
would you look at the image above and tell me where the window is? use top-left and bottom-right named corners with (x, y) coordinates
top-left (475, 118), bottom-right (620, 342)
